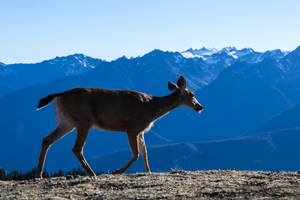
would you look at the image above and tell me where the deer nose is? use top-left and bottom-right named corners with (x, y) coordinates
top-left (195, 104), bottom-right (203, 112)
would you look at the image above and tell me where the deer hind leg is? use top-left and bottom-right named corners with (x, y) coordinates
top-left (72, 126), bottom-right (96, 176)
top-left (36, 124), bottom-right (74, 178)
top-left (113, 132), bottom-right (139, 174)
top-left (138, 134), bottom-right (151, 173)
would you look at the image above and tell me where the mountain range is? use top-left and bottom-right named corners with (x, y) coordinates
top-left (0, 54), bottom-right (103, 97)
top-left (0, 46), bottom-right (300, 172)
top-left (0, 47), bottom-right (290, 97)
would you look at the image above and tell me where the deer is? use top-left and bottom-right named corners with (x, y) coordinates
top-left (35, 75), bottom-right (203, 178)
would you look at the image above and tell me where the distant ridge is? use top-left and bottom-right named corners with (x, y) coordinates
top-left (181, 47), bottom-right (289, 64)
top-left (0, 46), bottom-right (294, 97)
top-left (247, 103), bottom-right (300, 135)
top-left (91, 128), bottom-right (300, 173)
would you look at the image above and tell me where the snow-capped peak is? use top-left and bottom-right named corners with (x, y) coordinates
top-left (73, 54), bottom-right (88, 67)
top-left (181, 47), bottom-right (263, 64)
top-left (220, 46), bottom-right (237, 53)
top-left (181, 47), bottom-right (218, 59)
top-left (43, 54), bottom-right (84, 64)
top-left (41, 53), bottom-right (99, 68)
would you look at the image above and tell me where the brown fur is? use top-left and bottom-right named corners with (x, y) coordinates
top-left (35, 76), bottom-right (203, 178)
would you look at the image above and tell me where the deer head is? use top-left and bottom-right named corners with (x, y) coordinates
top-left (168, 75), bottom-right (203, 112)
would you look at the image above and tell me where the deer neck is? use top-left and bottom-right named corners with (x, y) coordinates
top-left (151, 90), bottom-right (182, 120)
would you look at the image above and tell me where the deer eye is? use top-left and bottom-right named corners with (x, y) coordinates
top-left (190, 93), bottom-right (195, 97)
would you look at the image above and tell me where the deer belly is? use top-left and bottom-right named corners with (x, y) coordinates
top-left (94, 119), bottom-right (154, 133)
top-left (93, 119), bottom-right (128, 132)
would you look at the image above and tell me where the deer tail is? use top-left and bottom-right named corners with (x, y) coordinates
top-left (37, 93), bottom-right (61, 110)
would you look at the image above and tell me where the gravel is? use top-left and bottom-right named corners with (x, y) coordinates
top-left (1, 170), bottom-right (300, 199)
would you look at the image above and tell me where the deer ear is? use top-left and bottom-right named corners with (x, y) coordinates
top-left (177, 75), bottom-right (186, 89)
top-left (168, 81), bottom-right (178, 92)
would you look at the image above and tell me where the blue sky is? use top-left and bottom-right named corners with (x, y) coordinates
top-left (1, 0), bottom-right (300, 64)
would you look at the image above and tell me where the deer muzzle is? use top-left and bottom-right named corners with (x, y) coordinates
top-left (195, 104), bottom-right (203, 112)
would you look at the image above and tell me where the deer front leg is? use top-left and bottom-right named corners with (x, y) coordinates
top-left (138, 134), bottom-right (151, 173)
top-left (72, 126), bottom-right (96, 176)
top-left (113, 132), bottom-right (139, 174)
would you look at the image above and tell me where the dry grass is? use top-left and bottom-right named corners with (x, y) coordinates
top-left (1, 170), bottom-right (300, 199)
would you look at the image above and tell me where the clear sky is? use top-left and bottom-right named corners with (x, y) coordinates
top-left (1, 0), bottom-right (300, 64)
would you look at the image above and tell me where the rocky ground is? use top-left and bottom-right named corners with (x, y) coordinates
top-left (1, 170), bottom-right (300, 199)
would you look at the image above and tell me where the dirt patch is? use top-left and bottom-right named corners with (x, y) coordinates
top-left (1, 170), bottom-right (300, 199)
